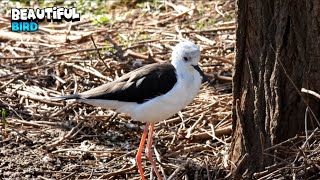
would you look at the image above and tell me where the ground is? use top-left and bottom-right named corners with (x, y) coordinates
top-left (0, 1), bottom-right (235, 179)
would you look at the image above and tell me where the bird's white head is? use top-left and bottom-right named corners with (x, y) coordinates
top-left (171, 41), bottom-right (208, 82)
top-left (171, 41), bottom-right (201, 68)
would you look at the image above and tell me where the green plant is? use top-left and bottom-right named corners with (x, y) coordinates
top-left (1, 108), bottom-right (8, 137)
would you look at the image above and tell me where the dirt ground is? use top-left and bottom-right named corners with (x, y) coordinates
top-left (0, 1), bottom-right (235, 179)
top-left (2, 1), bottom-right (320, 179)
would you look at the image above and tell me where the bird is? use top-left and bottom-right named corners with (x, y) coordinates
top-left (51, 41), bottom-right (207, 180)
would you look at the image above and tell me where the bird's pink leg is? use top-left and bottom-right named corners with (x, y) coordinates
top-left (136, 122), bottom-right (149, 180)
top-left (146, 123), bottom-right (163, 180)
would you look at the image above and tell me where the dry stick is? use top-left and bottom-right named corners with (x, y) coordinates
top-left (17, 91), bottom-right (63, 106)
top-left (9, 118), bottom-right (46, 127)
top-left (301, 89), bottom-right (320, 147)
top-left (53, 66), bottom-right (66, 89)
top-left (215, 2), bottom-right (225, 17)
top-left (253, 162), bottom-right (285, 179)
top-left (167, 165), bottom-right (185, 180)
top-left (153, 147), bottom-right (166, 179)
top-left (60, 172), bottom-right (77, 180)
top-left (42, 20), bottom-right (91, 29)
top-left (184, 125), bottom-right (232, 140)
top-left (205, 158), bottom-right (210, 180)
top-left (51, 148), bottom-right (129, 155)
top-left (16, 41), bottom-right (61, 48)
top-left (147, 7), bottom-right (195, 26)
top-left (216, 75), bottom-right (233, 81)
top-left (165, 1), bottom-right (189, 13)
top-left (72, 74), bottom-right (78, 95)
top-left (161, 123), bottom-right (232, 141)
top-left (147, 45), bottom-right (154, 57)
top-left (0, 47), bottom-right (105, 60)
top-left (232, 153), bottom-right (248, 178)
top-left (195, 34), bottom-right (215, 45)
top-left (301, 88), bottom-right (320, 100)
top-left (201, 54), bottom-right (234, 65)
top-left (28, 120), bottom-right (64, 126)
top-left (70, 125), bottom-right (84, 139)
top-left (264, 133), bottom-right (309, 151)
top-left (38, 175), bottom-right (54, 180)
top-left (0, 29), bottom-right (92, 44)
top-left (127, 50), bottom-right (165, 63)
top-left (304, 107), bottom-right (310, 147)
top-left (0, 63), bottom-right (55, 79)
top-left (39, 23), bottom-right (91, 34)
top-left (175, 25), bottom-right (184, 40)
top-left (178, 111), bottom-right (186, 129)
top-left (36, 170), bottom-right (72, 175)
top-left (301, 127), bottom-right (319, 149)
top-left (87, 169), bottom-right (94, 180)
top-left (62, 62), bottom-right (113, 81)
top-left (98, 165), bottom-right (136, 179)
top-left (11, 46), bottom-right (35, 55)
top-left (124, 39), bottom-right (161, 47)
top-left (45, 120), bottom-right (84, 149)
top-left (209, 123), bottom-right (228, 145)
top-left (179, 26), bottom-right (236, 33)
top-left (3, 127), bottom-right (33, 143)
top-left (185, 113), bottom-right (205, 138)
top-left (66, 22), bottom-right (72, 36)
top-left (50, 102), bottom-right (75, 117)
top-left (103, 150), bottom-right (136, 166)
top-left (164, 144), bottom-right (212, 157)
top-left (0, 38), bottom-right (160, 60)
top-left (256, 169), bottom-right (284, 180)
top-left (263, 152), bottom-right (292, 167)
top-left (90, 35), bottom-right (108, 67)
top-left (0, 73), bottom-right (25, 90)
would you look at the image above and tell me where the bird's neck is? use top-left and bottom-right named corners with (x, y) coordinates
top-left (171, 62), bottom-right (194, 80)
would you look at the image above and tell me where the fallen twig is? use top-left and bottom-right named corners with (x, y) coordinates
top-left (301, 88), bottom-right (320, 100)
top-left (44, 120), bottom-right (84, 149)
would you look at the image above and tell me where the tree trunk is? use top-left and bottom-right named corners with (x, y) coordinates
top-left (230, 0), bottom-right (320, 178)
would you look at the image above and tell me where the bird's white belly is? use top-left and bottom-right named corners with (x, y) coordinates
top-left (130, 73), bottom-right (202, 122)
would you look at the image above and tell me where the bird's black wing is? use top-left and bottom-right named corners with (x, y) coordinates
top-left (75, 63), bottom-right (177, 104)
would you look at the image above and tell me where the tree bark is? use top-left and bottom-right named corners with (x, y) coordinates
top-left (230, 0), bottom-right (320, 178)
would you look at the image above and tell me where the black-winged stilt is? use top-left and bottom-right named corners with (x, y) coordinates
top-left (52, 41), bottom-right (207, 180)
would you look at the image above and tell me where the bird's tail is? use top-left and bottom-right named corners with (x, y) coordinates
top-left (49, 94), bottom-right (81, 101)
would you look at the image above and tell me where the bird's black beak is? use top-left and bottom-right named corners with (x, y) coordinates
top-left (192, 65), bottom-right (210, 83)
